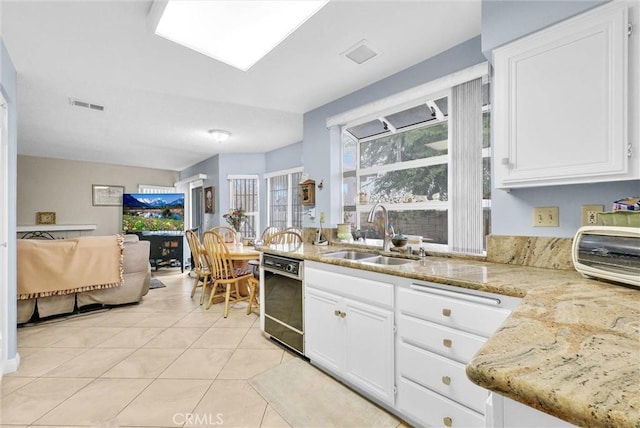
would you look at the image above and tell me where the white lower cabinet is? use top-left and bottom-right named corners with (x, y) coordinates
top-left (396, 281), bottom-right (520, 427)
top-left (305, 262), bottom-right (535, 427)
top-left (305, 262), bottom-right (395, 406)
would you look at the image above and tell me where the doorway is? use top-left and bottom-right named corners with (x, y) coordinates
top-left (0, 93), bottom-right (9, 377)
top-left (191, 185), bottom-right (203, 237)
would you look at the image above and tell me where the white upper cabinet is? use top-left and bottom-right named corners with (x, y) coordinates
top-left (493, 2), bottom-right (636, 189)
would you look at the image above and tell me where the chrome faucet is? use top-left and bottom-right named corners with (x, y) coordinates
top-left (367, 202), bottom-right (392, 252)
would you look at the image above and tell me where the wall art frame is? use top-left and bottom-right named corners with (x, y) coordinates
top-left (204, 186), bottom-right (215, 214)
top-left (92, 184), bottom-right (125, 206)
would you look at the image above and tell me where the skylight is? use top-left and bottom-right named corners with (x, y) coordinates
top-left (154, 0), bottom-right (328, 71)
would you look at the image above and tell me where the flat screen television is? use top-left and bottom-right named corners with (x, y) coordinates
top-left (122, 193), bottom-right (185, 233)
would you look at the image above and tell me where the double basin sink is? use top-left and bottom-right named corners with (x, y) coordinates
top-left (321, 250), bottom-right (414, 266)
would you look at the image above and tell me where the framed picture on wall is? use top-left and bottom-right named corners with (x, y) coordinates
top-left (204, 186), bottom-right (215, 214)
top-left (92, 184), bottom-right (125, 206)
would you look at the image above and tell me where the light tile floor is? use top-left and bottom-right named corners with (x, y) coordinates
top-left (1, 269), bottom-right (406, 428)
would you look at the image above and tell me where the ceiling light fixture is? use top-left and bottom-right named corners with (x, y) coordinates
top-left (152, 0), bottom-right (329, 71)
top-left (208, 129), bottom-right (231, 143)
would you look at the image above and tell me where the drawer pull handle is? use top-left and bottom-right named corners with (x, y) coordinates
top-left (443, 339), bottom-right (452, 348)
top-left (334, 310), bottom-right (340, 317)
top-left (339, 311), bottom-right (346, 318)
top-left (442, 308), bottom-right (451, 317)
top-left (443, 417), bottom-right (453, 427)
top-left (442, 376), bottom-right (451, 385)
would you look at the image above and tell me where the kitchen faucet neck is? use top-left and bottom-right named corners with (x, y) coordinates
top-left (367, 202), bottom-right (392, 252)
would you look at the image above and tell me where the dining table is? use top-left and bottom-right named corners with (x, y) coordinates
top-left (225, 243), bottom-right (260, 263)
top-left (221, 243), bottom-right (260, 297)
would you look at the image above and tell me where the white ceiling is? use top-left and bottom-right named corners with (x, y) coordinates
top-left (0, 0), bottom-right (481, 171)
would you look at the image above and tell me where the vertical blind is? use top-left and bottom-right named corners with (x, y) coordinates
top-left (450, 77), bottom-right (484, 254)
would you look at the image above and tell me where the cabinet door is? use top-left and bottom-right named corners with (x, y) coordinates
top-left (344, 298), bottom-right (395, 406)
top-left (304, 287), bottom-right (343, 373)
top-left (494, 2), bottom-right (630, 188)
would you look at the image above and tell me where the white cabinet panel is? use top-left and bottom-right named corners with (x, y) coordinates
top-left (304, 265), bottom-right (395, 406)
top-left (494, 2), bottom-right (634, 188)
top-left (398, 314), bottom-right (487, 364)
top-left (305, 287), bottom-right (343, 373)
top-left (344, 299), bottom-right (395, 405)
top-left (398, 286), bottom-right (512, 338)
top-left (304, 264), bottom-right (394, 309)
top-left (398, 342), bottom-right (488, 414)
top-left (398, 377), bottom-right (485, 428)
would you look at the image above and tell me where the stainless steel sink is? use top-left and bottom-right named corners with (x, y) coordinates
top-left (323, 250), bottom-right (414, 266)
top-left (322, 250), bottom-right (376, 260)
top-left (359, 255), bottom-right (413, 266)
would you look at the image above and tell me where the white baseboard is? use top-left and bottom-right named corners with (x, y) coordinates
top-left (2, 352), bottom-right (20, 374)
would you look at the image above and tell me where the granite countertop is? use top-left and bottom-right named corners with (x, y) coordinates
top-left (259, 243), bottom-right (640, 427)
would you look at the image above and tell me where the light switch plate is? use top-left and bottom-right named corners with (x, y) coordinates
top-left (532, 206), bottom-right (559, 227)
top-left (581, 204), bottom-right (604, 226)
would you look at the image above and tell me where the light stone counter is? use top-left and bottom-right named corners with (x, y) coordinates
top-left (260, 243), bottom-right (640, 427)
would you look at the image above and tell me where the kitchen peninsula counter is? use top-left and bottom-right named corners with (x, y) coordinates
top-left (258, 243), bottom-right (640, 427)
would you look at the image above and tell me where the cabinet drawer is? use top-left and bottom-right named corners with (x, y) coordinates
top-left (398, 286), bottom-right (511, 337)
top-left (305, 266), bottom-right (393, 308)
top-left (398, 314), bottom-right (486, 364)
top-left (398, 377), bottom-right (484, 428)
top-left (398, 342), bottom-right (487, 413)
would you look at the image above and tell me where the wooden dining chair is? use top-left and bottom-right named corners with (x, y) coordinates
top-left (202, 230), bottom-right (252, 317)
top-left (268, 230), bottom-right (303, 246)
top-left (209, 226), bottom-right (237, 243)
top-left (260, 226), bottom-right (280, 244)
top-left (244, 226), bottom-right (279, 316)
top-left (185, 229), bottom-right (212, 305)
top-left (246, 273), bottom-right (260, 315)
top-left (284, 227), bottom-right (303, 238)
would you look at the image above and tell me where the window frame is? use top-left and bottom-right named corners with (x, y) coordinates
top-left (264, 167), bottom-right (304, 230)
top-left (341, 77), bottom-right (491, 254)
top-left (228, 174), bottom-right (260, 238)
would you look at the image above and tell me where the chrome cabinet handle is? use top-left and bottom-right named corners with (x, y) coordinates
top-left (339, 311), bottom-right (346, 318)
top-left (443, 339), bottom-right (452, 348)
top-left (442, 308), bottom-right (451, 317)
top-left (444, 416), bottom-right (453, 427)
top-left (442, 376), bottom-right (451, 385)
top-left (334, 310), bottom-right (340, 317)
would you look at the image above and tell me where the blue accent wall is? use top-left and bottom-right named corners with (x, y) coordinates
top-left (1, 37), bottom-right (18, 369)
top-left (265, 141), bottom-right (303, 173)
top-left (481, 0), bottom-right (606, 58)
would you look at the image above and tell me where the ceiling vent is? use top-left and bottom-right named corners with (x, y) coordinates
top-left (69, 98), bottom-right (105, 112)
top-left (342, 40), bottom-right (379, 65)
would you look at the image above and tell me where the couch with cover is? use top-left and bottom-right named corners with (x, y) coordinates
top-left (17, 234), bottom-right (151, 324)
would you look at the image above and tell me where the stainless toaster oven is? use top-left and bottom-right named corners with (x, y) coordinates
top-left (572, 226), bottom-right (640, 287)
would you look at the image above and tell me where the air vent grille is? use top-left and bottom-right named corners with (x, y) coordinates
top-left (69, 98), bottom-right (105, 112)
top-left (342, 40), bottom-right (379, 65)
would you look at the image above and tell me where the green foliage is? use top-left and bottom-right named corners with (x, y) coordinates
top-left (361, 123), bottom-right (449, 201)
top-left (122, 214), bottom-right (183, 232)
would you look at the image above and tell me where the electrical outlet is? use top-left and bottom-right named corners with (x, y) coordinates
top-left (581, 204), bottom-right (604, 226)
top-left (319, 212), bottom-right (325, 224)
top-left (532, 206), bottom-right (559, 227)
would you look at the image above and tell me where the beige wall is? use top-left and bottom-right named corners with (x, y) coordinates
top-left (17, 156), bottom-right (179, 236)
